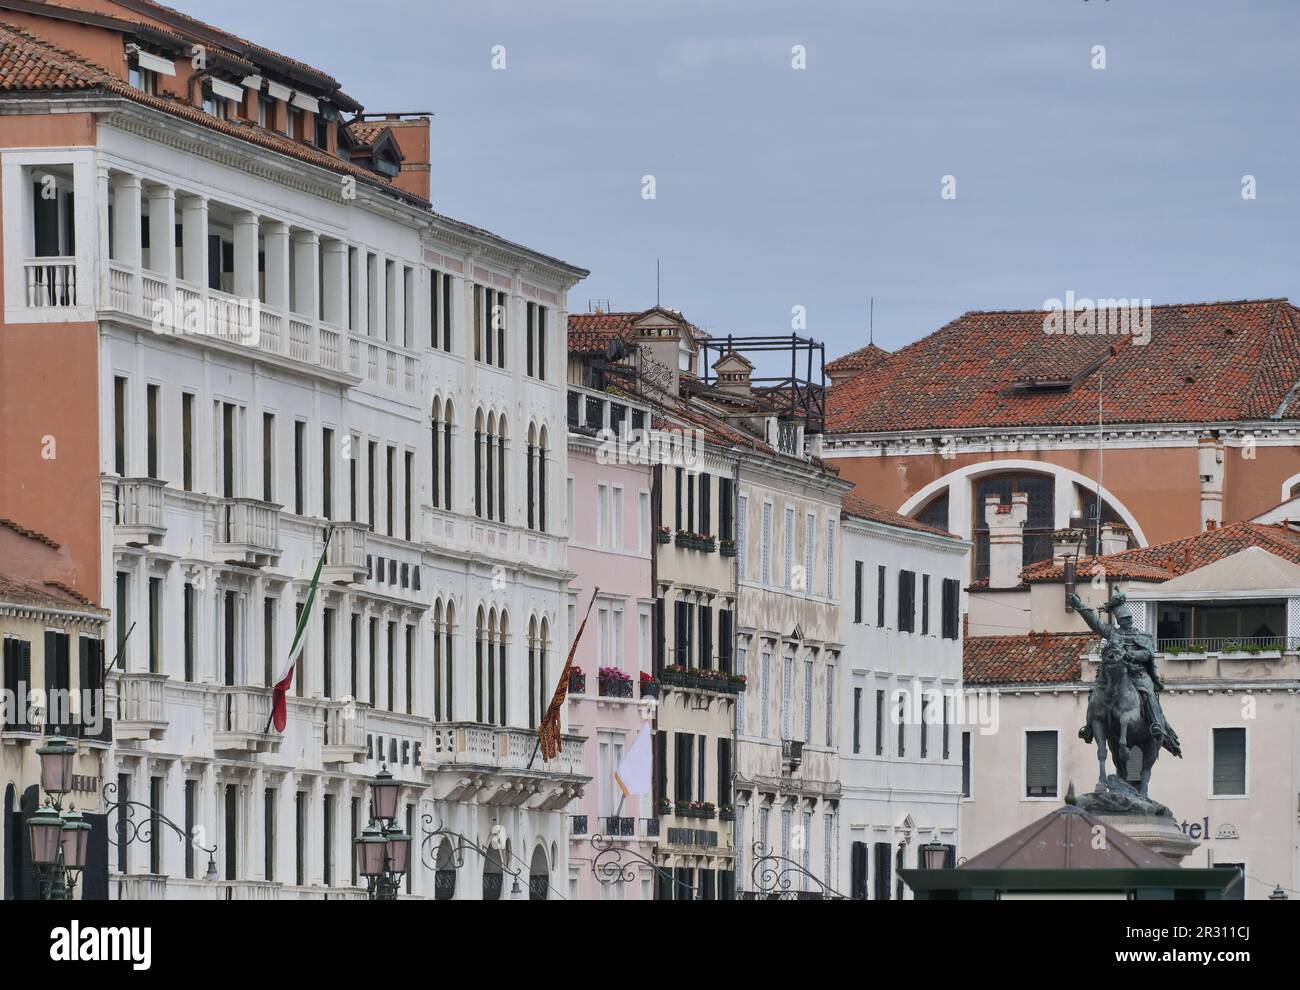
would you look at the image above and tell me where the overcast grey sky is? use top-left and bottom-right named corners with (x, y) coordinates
top-left (178, 0), bottom-right (1300, 357)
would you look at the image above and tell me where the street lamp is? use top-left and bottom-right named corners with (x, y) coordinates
top-left (1269, 884), bottom-right (1288, 901)
top-left (919, 841), bottom-right (950, 871)
top-left (355, 766), bottom-right (409, 900)
top-left (37, 735), bottom-right (75, 803)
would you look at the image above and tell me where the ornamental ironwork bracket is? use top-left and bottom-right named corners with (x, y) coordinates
top-left (419, 813), bottom-right (525, 881)
top-left (102, 780), bottom-right (218, 858)
top-left (748, 841), bottom-right (849, 900)
top-left (590, 833), bottom-right (701, 897)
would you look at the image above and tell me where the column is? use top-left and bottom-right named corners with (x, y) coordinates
top-left (232, 211), bottom-right (260, 301)
top-left (291, 230), bottom-right (319, 318)
top-left (263, 221), bottom-right (290, 312)
top-left (251, 767), bottom-right (266, 880)
top-left (309, 775), bottom-right (325, 887)
top-left (371, 252), bottom-right (387, 340)
top-left (178, 194), bottom-right (208, 288)
top-left (451, 273), bottom-right (466, 360)
top-left (321, 239), bottom-right (348, 327)
top-left (161, 758), bottom-right (184, 879)
top-left (95, 166), bottom-right (110, 304)
top-left (111, 173), bottom-right (142, 267)
top-left (146, 184), bottom-right (175, 279)
top-left (349, 244), bottom-right (367, 334)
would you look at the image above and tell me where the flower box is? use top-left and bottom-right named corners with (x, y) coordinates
top-left (598, 667), bottom-right (634, 699)
top-left (718, 805), bottom-right (736, 822)
top-left (568, 669), bottom-right (587, 695)
top-left (719, 539), bottom-right (737, 558)
top-left (656, 527), bottom-right (672, 545)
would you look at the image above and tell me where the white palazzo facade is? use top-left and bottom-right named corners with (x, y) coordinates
top-left (3, 84), bottom-right (588, 897)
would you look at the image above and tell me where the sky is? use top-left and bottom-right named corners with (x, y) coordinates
top-left (173, 0), bottom-right (1300, 360)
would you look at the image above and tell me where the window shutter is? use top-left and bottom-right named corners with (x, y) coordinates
top-left (700, 474), bottom-right (711, 536)
top-left (1025, 731), bottom-right (1058, 796)
top-left (655, 730), bottom-right (667, 805)
top-left (873, 842), bottom-right (891, 900)
top-left (718, 610), bottom-right (732, 674)
top-left (850, 841), bottom-right (867, 899)
top-left (1212, 728), bottom-right (1246, 795)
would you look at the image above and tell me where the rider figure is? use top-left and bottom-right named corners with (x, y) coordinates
top-left (1069, 590), bottom-right (1182, 758)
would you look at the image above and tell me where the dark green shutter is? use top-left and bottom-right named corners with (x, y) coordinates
top-left (1212, 728), bottom-right (1246, 795)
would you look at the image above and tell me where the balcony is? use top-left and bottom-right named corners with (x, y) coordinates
top-left (1156, 636), bottom-right (1298, 658)
top-left (25, 257), bottom-right (77, 308)
top-left (111, 875), bottom-right (168, 900)
top-left (782, 739), bottom-right (804, 771)
top-left (213, 686), bottom-right (278, 753)
top-left (602, 816), bottom-right (636, 837)
top-left (114, 671), bottom-right (169, 740)
top-left (322, 700), bottom-right (367, 766)
top-left (570, 814), bottom-right (588, 837)
top-left (214, 498), bottom-right (281, 567)
top-left (597, 670), bottom-right (634, 699)
top-left (321, 522), bottom-right (369, 586)
top-left (426, 722), bottom-right (586, 777)
top-left (659, 666), bottom-right (747, 697)
top-left (113, 477), bottom-right (167, 547)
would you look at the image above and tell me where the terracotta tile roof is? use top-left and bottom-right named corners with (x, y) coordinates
top-left (346, 121), bottom-right (386, 146)
top-left (0, 571), bottom-right (106, 614)
top-left (0, 20), bottom-right (426, 204)
top-left (568, 311), bottom-right (640, 353)
top-left (825, 343), bottom-right (889, 375)
top-left (1021, 520), bottom-right (1300, 583)
top-left (111, 0), bottom-right (340, 87)
top-left (828, 299), bottom-right (1300, 432)
top-left (841, 490), bottom-right (957, 539)
top-left (963, 632), bottom-right (1094, 685)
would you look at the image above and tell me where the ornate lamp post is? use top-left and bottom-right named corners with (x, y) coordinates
top-left (355, 766), bottom-right (411, 900)
top-left (29, 735), bottom-right (93, 900)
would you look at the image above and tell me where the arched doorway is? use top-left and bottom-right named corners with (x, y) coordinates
top-left (529, 845), bottom-right (549, 901)
top-left (434, 838), bottom-right (456, 901)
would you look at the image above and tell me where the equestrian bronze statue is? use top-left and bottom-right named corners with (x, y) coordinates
top-left (1069, 591), bottom-right (1182, 797)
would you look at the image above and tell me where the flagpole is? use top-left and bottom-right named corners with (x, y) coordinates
top-left (529, 586), bottom-right (600, 770)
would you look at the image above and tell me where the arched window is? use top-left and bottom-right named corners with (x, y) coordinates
top-left (487, 608), bottom-right (498, 722)
top-left (497, 415), bottom-right (508, 523)
top-left (475, 606), bottom-right (485, 722)
top-left (434, 838), bottom-right (456, 900)
top-left (497, 611), bottom-right (509, 726)
top-left (528, 845), bottom-right (549, 900)
top-left (486, 412), bottom-right (497, 522)
top-left (474, 409), bottom-right (485, 519)
top-left (443, 600), bottom-right (455, 718)
top-left (915, 491), bottom-right (949, 533)
top-left (537, 426), bottom-right (548, 533)
top-left (433, 599), bottom-right (444, 720)
top-left (528, 616), bottom-right (538, 729)
top-left (431, 399), bottom-right (453, 512)
top-left (527, 423), bottom-right (537, 531)
top-left (538, 618), bottom-right (549, 724)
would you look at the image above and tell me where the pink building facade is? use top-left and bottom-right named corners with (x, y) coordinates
top-left (564, 385), bottom-right (658, 899)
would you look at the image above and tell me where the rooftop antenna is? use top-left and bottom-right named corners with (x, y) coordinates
top-left (1096, 367), bottom-right (1104, 553)
top-left (869, 296), bottom-right (875, 345)
top-left (656, 258), bottom-right (661, 307)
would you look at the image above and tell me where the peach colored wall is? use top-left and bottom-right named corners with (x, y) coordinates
top-left (0, 12), bottom-right (127, 79)
top-left (831, 445), bottom-right (1260, 547)
top-left (0, 112), bottom-right (102, 603)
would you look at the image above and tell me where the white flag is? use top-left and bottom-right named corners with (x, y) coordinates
top-left (615, 724), bottom-right (653, 797)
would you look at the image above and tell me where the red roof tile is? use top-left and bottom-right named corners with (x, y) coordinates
top-left (841, 490), bottom-right (957, 539)
top-left (826, 343), bottom-right (889, 375)
top-left (828, 299), bottom-right (1300, 432)
top-left (964, 632), bottom-right (1094, 685)
top-left (1021, 520), bottom-right (1300, 583)
top-left (0, 571), bottom-right (105, 613)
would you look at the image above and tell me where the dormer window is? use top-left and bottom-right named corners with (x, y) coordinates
top-left (201, 84), bottom-right (229, 119)
top-left (126, 47), bottom-right (174, 95)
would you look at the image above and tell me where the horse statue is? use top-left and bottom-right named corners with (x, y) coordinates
top-left (1069, 591), bottom-right (1181, 797)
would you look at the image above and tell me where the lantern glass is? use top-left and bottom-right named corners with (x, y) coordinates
top-left (356, 827), bottom-right (387, 877)
top-left (370, 767), bottom-right (399, 823)
top-left (386, 830), bottom-right (412, 875)
top-left (59, 812), bottom-right (91, 871)
top-left (37, 736), bottom-right (75, 796)
top-left (921, 842), bottom-right (949, 870)
top-left (28, 807), bottom-right (64, 866)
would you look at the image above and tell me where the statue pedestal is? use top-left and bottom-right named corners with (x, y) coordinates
top-left (1094, 814), bottom-right (1199, 864)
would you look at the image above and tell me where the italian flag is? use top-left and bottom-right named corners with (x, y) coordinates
top-left (267, 529), bottom-right (332, 733)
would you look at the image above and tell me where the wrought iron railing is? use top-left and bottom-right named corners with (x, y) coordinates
top-left (1156, 636), bottom-right (1299, 655)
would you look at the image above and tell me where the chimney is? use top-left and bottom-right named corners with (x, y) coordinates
top-left (379, 114), bottom-right (431, 201)
top-left (1052, 528), bottom-right (1082, 563)
top-left (1099, 523), bottom-right (1129, 557)
top-left (985, 492), bottom-right (1028, 590)
top-left (712, 352), bottom-right (753, 397)
top-left (1198, 435), bottom-right (1224, 531)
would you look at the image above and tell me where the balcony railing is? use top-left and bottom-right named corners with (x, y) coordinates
top-left (603, 816), bottom-right (635, 836)
top-left (322, 701), bottom-right (367, 765)
top-left (214, 498), bottom-right (281, 566)
top-left (114, 477), bottom-right (167, 546)
top-left (570, 814), bottom-right (588, 837)
top-left (25, 257), bottom-right (77, 308)
top-left (425, 722), bottom-right (585, 776)
top-left (782, 739), bottom-right (804, 769)
top-left (641, 818), bottom-right (660, 838)
top-left (114, 671), bottom-right (169, 740)
top-left (597, 673), bottom-right (634, 699)
top-left (213, 686), bottom-right (277, 753)
top-left (322, 521), bottom-right (369, 585)
top-left (1156, 636), bottom-right (1299, 656)
top-left (99, 264), bottom-right (420, 401)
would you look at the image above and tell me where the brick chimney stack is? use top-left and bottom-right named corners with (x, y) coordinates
top-left (378, 114), bottom-right (431, 201)
top-left (1099, 523), bottom-right (1129, 557)
top-left (985, 492), bottom-right (1028, 590)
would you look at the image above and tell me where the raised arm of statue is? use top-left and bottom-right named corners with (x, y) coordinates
top-left (1069, 593), bottom-right (1112, 640)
